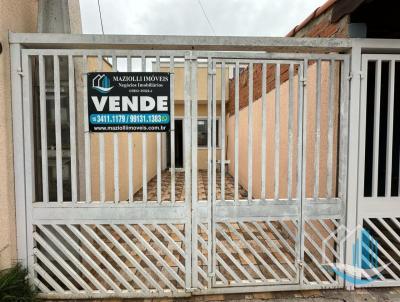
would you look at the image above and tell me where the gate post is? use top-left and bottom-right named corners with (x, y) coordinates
top-left (344, 42), bottom-right (362, 290)
top-left (10, 42), bottom-right (28, 266)
top-left (183, 52), bottom-right (193, 291)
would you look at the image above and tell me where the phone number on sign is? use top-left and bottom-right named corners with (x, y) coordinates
top-left (90, 113), bottom-right (170, 125)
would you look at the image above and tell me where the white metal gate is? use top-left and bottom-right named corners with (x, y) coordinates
top-left (355, 53), bottom-right (400, 287)
top-left (10, 33), bottom-right (353, 299)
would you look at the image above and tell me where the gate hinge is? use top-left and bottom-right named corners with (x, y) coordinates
top-left (208, 272), bottom-right (216, 278)
top-left (185, 287), bottom-right (198, 293)
top-left (348, 71), bottom-right (364, 80)
top-left (300, 78), bottom-right (307, 86)
top-left (17, 69), bottom-right (24, 77)
top-left (296, 260), bottom-right (304, 268)
top-left (208, 69), bottom-right (217, 76)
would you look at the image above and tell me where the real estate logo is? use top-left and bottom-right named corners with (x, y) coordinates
top-left (92, 74), bottom-right (113, 93)
top-left (322, 224), bottom-right (389, 285)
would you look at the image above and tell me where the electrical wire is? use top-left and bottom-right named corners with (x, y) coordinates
top-left (97, 0), bottom-right (105, 34)
top-left (196, 0), bottom-right (217, 36)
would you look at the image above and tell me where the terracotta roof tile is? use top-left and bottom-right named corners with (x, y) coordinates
top-left (286, 0), bottom-right (337, 37)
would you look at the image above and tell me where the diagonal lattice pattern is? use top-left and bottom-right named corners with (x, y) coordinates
top-left (213, 220), bottom-right (299, 286)
top-left (33, 224), bottom-right (187, 295)
top-left (303, 219), bottom-right (341, 285)
top-left (360, 218), bottom-right (400, 284)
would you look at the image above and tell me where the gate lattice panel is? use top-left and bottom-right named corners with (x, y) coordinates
top-left (11, 35), bottom-right (351, 298)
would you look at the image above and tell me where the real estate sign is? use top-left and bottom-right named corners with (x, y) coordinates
top-left (87, 72), bottom-right (170, 132)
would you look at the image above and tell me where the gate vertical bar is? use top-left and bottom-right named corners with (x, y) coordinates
top-left (184, 53), bottom-right (192, 289)
top-left (112, 54), bottom-right (120, 202)
top-left (345, 43), bottom-right (362, 290)
top-left (156, 56), bottom-right (162, 203)
top-left (142, 56), bottom-right (147, 202)
top-left (22, 53), bottom-right (35, 278)
top-left (337, 57), bottom-right (351, 286)
top-left (11, 43), bottom-right (28, 265)
top-left (300, 59), bottom-right (308, 285)
top-left (313, 60), bottom-right (322, 200)
top-left (247, 63), bottom-right (253, 201)
top-left (83, 55), bottom-right (91, 202)
top-left (274, 63), bottom-right (281, 200)
top-left (191, 56), bottom-right (198, 288)
top-left (127, 56), bottom-right (133, 202)
top-left (288, 63), bottom-right (294, 200)
top-left (261, 63), bottom-right (267, 200)
top-left (234, 62), bottom-right (239, 202)
top-left (207, 58), bottom-right (212, 287)
top-left (220, 62), bottom-right (226, 202)
top-left (170, 57), bottom-right (176, 203)
top-left (38, 55), bottom-right (49, 203)
top-left (98, 55), bottom-right (105, 202)
top-left (210, 59), bottom-right (217, 287)
top-left (296, 63), bottom-right (304, 283)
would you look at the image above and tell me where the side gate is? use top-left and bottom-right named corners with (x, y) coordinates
top-left (11, 34), bottom-right (351, 299)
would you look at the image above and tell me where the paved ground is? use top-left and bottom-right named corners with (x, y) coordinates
top-left (54, 288), bottom-right (400, 301)
top-left (133, 170), bottom-right (248, 202)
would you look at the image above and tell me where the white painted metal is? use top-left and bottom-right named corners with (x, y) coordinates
top-left (220, 62), bottom-right (226, 202)
top-left (112, 54), bottom-right (120, 203)
top-left (83, 55), bottom-right (91, 202)
top-left (38, 55), bottom-right (49, 203)
top-left (127, 56), bottom-right (134, 203)
top-left (287, 63), bottom-right (294, 200)
top-left (261, 63), bottom-right (267, 200)
top-left (141, 56), bottom-right (147, 203)
top-left (274, 63), bottom-right (280, 201)
top-left (356, 53), bottom-right (400, 288)
top-left (234, 62), bottom-right (239, 202)
top-left (326, 60), bottom-right (335, 199)
top-left (313, 60), bottom-right (321, 200)
top-left (10, 33), bottom-right (360, 298)
top-left (170, 57), bottom-right (176, 203)
top-left (98, 55), bottom-right (106, 202)
top-left (247, 63), bottom-right (253, 201)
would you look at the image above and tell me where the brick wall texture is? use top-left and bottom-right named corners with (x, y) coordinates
top-left (228, 7), bottom-right (350, 115)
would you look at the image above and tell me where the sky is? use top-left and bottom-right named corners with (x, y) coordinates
top-left (80, 0), bottom-right (328, 37)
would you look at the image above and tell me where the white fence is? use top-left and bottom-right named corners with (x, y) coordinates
top-left (9, 33), bottom-right (400, 298)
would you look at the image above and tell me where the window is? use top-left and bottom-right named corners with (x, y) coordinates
top-left (197, 119), bottom-right (220, 147)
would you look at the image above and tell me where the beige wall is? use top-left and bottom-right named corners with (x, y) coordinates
top-left (0, 0), bottom-right (38, 269)
top-left (227, 62), bottom-right (340, 199)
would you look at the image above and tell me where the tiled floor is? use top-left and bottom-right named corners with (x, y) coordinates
top-left (132, 170), bottom-right (248, 202)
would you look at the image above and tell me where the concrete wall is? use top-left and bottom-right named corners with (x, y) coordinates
top-left (0, 0), bottom-right (83, 269)
top-left (0, 0), bottom-right (38, 270)
top-left (226, 62), bottom-right (340, 199)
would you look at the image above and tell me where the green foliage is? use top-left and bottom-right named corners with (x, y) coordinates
top-left (0, 263), bottom-right (39, 301)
